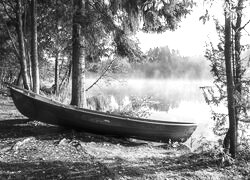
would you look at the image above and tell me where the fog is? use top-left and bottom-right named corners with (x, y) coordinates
top-left (85, 77), bottom-right (219, 148)
top-left (48, 46), bottom-right (219, 148)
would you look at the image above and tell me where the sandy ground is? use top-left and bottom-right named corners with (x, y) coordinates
top-left (0, 95), bottom-right (250, 180)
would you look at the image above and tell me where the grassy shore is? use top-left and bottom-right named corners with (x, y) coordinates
top-left (0, 95), bottom-right (249, 179)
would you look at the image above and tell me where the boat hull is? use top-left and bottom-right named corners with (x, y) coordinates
top-left (9, 85), bottom-right (197, 143)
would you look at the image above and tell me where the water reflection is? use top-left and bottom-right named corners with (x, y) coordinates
top-left (86, 78), bottom-right (216, 147)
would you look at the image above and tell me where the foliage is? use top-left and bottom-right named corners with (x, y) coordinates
top-left (37, 0), bottom-right (72, 61)
top-left (0, 19), bottom-right (19, 85)
top-left (204, 49), bottom-right (250, 136)
top-left (79, 0), bottom-right (194, 62)
top-left (0, 1), bottom-right (20, 85)
top-left (202, 1), bottom-right (250, 152)
top-left (111, 96), bottom-right (154, 118)
top-left (0, 0), bottom-right (196, 93)
top-left (195, 137), bottom-right (235, 167)
top-left (109, 0), bottom-right (195, 33)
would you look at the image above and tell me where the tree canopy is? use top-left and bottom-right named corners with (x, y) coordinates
top-left (0, 0), bottom-right (195, 89)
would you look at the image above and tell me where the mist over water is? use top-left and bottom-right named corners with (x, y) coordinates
top-left (86, 78), bottom-right (217, 147)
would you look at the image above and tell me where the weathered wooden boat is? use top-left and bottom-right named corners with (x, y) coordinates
top-left (8, 84), bottom-right (197, 142)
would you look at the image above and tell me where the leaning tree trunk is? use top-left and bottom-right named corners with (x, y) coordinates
top-left (16, 0), bottom-right (30, 90)
top-left (71, 0), bottom-right (86, 108)
top-left (30, 0), bottom-right (40, 94)
top-left (224, 0), bottom-right (237, 158)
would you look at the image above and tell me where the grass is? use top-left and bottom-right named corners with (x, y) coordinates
top-left (0, 95), bottom-right (250, 179)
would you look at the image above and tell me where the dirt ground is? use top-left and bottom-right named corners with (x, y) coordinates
top-left (0, 95), bottom-right (250, 180)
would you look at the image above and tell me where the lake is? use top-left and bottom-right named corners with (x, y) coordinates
top-left (85, 78), bottom-right (218, 148)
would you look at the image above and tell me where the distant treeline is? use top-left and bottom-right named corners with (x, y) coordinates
top-left (130, 46), bottom-right (211, 79)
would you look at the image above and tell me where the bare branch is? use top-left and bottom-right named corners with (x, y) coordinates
top-left (86, 59), bottom-right (115, 92)
top-left (243, 28), bottom-right (250, 36)
top-left (239, 19), bottom-right (250, 31)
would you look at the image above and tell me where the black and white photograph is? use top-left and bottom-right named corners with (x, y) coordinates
top-left (0, 0), bottom-right (250, 179)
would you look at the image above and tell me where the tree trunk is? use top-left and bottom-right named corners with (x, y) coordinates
top-left (16, 0), bottom-right (30, 90)
top-left (55, 51), bottom-right (59, 95)
top-left (234, 0), bottom-right (243, 90)
top-left (16, 71), bottom-right (22, 86)
top-left (30, 0), bottom-right (40, 94)
top-left (224, 0), bottom-right (237, 158)
top-left (23, 1), bottom-right (33, 89)
top-left (71, 0), bottom-right (86, 108)
top-left (234, 0), bottom-right (243, 148)
top-left (54, 0), bottom-right (60, 95)
top-left (25, 41), bottom-right (33, 89)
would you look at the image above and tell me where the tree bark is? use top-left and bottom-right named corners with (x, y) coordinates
top-left (234, 0), bottom-right (243, 94)
top-left (16, 0), bottom-right (30, 90)
top-left (71, 0), bottom-right (86, 108)
top-left (224, 0), bottom-right (237, 158)
top-left (55, 51), bottom-right (59, 95)
top-left (234, 0), bottom-right (243, 91)
top-left (234, 0), bottom-right (244, 148)
top-left (25, 40), bottom-right (33, 89)
top-left (54, 0), bottom-right (60, 95)
top-left (30, 0), bottom-right (40, 94)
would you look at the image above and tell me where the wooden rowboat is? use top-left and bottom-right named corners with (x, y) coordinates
top-left (8, 84), bottom-right (197, 143)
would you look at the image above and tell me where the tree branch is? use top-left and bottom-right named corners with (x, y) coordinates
top-left (239, 119), bottom-right (250, 123)
top-left (86, 59), bottom-right (115, 92)
top-left (243, 28), bottom-right (250, 36)
top-left (239, 19), bottom-right (250, 31)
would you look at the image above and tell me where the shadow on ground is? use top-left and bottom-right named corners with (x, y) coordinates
top-left (0, 120), bottom-right (249, 179)
top-left (0, 160), bottom-right (115, 179)
top-left (1, 95), bottom-right (250, 179)
top-left (0, 118), bottom-right (148, 147)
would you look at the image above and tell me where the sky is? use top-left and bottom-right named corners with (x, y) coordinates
top-left (137, 1), bottom-right (250, 57)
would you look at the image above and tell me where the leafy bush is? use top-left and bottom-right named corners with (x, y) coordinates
top-left (195, 137), bottom-right (235, 167)
top-left (111, 96), bottom-right (155, 118)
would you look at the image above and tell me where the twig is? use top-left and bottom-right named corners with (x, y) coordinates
top-left (243, 28), bottom-right (250, 36)
top-left (86, 59), bottom-right (115, 92)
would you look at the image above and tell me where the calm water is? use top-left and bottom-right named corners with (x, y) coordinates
top-left (86, 78), bottom-right (218, 147)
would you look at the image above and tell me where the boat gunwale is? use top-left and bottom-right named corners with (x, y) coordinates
top-left (9, 85), bottom-right (197, 127)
